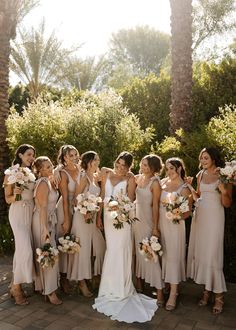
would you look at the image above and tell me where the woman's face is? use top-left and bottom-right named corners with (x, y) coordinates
top-left (166, 162), bottom-right (180, 180)
top-left (200, 151), bottom-right (214, 169)
top-left (115, 158), bottom-right (129, 176)
top-left (40, 160), bottom-right (53, 177)
top-left (140, 159), bottom-right (151, 175)
top-left (19, 148), bottom-right (35, 167)
top-left (64, 149), bottom-right (79, 166)
top-left (89, 154), bottom-right (100, 171)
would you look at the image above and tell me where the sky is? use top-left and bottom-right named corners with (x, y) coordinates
top-left (20, 0), bottom-right (171, 57)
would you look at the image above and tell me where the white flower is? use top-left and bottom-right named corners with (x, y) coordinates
top-left (166, 211), bottom-right (174, 220)
top-left (80, 207), bottom-right (87, 215)
top-left (139, 249), bottom-right (145, 255)
top-left (36, 248), bottom-right (42, 255)
top-left (110, 211), bottom-right (118, 219)
top-left (108, 200), bottom-right (119, 208)
top-left (179, 201), bottom-right (189, 213)
top-left (151, 242), bottom-right (161, 251)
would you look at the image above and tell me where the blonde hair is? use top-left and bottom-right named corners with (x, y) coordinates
top-left (34, 156), bottom-right (50, 177)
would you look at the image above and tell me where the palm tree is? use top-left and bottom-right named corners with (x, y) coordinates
top-left (0, 0), bottom-right (38, 220)
top-left (11, 19), bottom-right (79, 98)
top-left (169, 0), bottom-right (193, 134)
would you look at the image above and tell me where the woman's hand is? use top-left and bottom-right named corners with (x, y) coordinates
top-left (42, 226), bottom-right (50, 242)
top-left (13, 186), bottom-right (22, 200)
top-left (96, 217), bottom-right (103, 230)
top-left (217, 182), bottom-right (228, 195)
top-left (61, 221), bottom-right (70, 235)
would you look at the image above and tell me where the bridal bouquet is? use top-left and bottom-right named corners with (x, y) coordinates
top-left (4, 164), bottom-right (36, 201)
top-left (218, 161), bottom-right (236, 184)
top-left (58, 234), bottom-right (81, 254)
top-left (139, 236), bottom-right (163, 262)
top-left (162, 192), bottom-right (189, 224)
top-left (74, 192), bottom-right (102, 223)
top-left (36, 240), bottom-right (59, 268)
top-left (107, 191), bottom-right (138, 229)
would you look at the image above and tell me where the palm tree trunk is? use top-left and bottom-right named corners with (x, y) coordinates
top-left (169, 0), bottom-right (193, 134)
top-left (0, 1), bottom-right (16, 220)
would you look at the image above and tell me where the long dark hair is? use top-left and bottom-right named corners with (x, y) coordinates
top-left (199, 147), bottom-right (225, 168)
top-left (12, 144), bottom-right (35, 168)
top-left (57, 145), bottom-right (79, 166)
top-left (114, 151), bottom-right (133, 169)
top-left (81, 151), bottom-right (98, 170)
top-left (166, 157), bottom-right (186, 180)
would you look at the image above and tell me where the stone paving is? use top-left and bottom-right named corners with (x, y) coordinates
top-left (0, 256), bottom-right (236, 330)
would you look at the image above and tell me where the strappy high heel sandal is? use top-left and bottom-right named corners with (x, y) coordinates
top-left (165, 293), bottom-right (178, 311)
top-left (198, 290), bottom-right (210, 306)
top-left (78, 281), bottom-right (93, 297)
top-left (46, 292), bottom-right (63, 305)
top-left (212, 295), bottom-right (224, 315)
top-left (10, 286), bottom-right (29, 306)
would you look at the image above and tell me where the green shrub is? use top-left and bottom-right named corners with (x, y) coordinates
top-left (6, 89), bottom-right (154, 167)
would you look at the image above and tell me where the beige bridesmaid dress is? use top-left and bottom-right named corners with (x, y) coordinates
top-left (187, 173), bottom-right (226, 293)
top-left (159, 184), bottom-right (186, 284)
top-left (133, 176), bottom-right (164, 289)
top-left (67, 174), bottom-right (105, 281)
top-left (32, 178), bottom-right (59, 295)
top-left (56, 169), bottom-right (80, 273)
top-left (9, 182), bottom-right (35, 284)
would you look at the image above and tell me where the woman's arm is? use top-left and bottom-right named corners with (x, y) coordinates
top-left (151, 180), bottom-right (161, 237)
top-left (74, 176), bottom-right (88, 200)
top-left (3, 176), bottom-right (22, 204)
top-left (96, 176), bottom-right (106, 230)
top-left (185, 174), bottom-right (201, 202)
top-left (58, 171), bottom-right (70, 235)
top-left (127, 175), bottom-right (136, 202)
top-left (36, 181), bottom-right (50, 242)
top-left (218, 182), bottom-right (232, 208)
top-left (181, 186), bottom-right (193, 219)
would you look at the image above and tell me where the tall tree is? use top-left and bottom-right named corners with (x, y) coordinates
top-left (109, 25), bottom-right (170, 77)
top-left (0, 0), bottom-right (38, 220)
top-left (10, 19), bottom-right (79, 98)
top-left (169, 0), bottom-right (193, 134)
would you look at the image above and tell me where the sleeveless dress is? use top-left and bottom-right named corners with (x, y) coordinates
top-left (134, 176), bottom-right (164, 289)
top-left (56, 169), bottom-right (80, 274)
top-left (9, 181), bottom-right (35, 284)
top-left (159, 184), bottom-right (186, 284)
top-left (93, 177), bottom-right (158, 323)
top-left (67, 174), bottom-right (105, 281)
top-left (187, 174), bottom-right (226, 293)
top-left (32, 178), bottom-right (59, 295)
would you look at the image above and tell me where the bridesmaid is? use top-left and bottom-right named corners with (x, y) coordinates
top-left (32, 156), bottom-right (62, 305)
top-left (187, 147), bottom-right (232, 314)
top-left (67, 151), bottom-right (105, 296)
top-left (133, 154), bottom-right (164, 305)
top-left (4, 144), bottom-right (36, 305)
top-left (159, 157), bottom-right (191, 311)
top-left (56, 145), bottom-right (80, 293)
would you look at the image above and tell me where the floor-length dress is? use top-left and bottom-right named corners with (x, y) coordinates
top-left (32, 178), bottom-right (59, 295)
top-left (9, 181), bottom-right (35, 284)
top-left (187, 175), bottom-right (226, 293)
top-left (134, 177), bottom-right (164, 289)
top-left (67, 174), bottom-right (105, 280)
top-left (159, 184), bottom-right (186, 284)
top-left (93, 177), bottom-right (158, 323)
top-left (56, 169), bottom-right (80, 273)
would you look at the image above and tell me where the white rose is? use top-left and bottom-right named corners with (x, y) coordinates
top-left (166, 211), bottom-right (174, 220)
top-left (151, 242), bottom-right (161, 251)
top-left (108, 200), bottom-right (119, 208)
top-left (36, 248), bottom-right (42, 255)
top-left (80, 207), bottom-right (87, 215)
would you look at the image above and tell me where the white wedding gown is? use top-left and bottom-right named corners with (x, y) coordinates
top-left (93, 178), bottom-right (158, 323)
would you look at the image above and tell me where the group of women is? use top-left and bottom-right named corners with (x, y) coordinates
top-left (4, 144), bottom-right (232, 323)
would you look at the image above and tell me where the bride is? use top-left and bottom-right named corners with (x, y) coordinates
top-left (93, 152), bottom-right (158, 323)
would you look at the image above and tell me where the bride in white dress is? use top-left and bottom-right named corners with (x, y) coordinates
top-left (93, 152), bottom-right (158, 323)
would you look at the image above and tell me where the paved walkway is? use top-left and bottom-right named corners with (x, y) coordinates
top-left (0, 256), bottom-right (236, 330)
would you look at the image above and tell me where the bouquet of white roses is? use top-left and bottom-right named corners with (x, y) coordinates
top-left (162, 192), bottom-right (189, 224)
top-left (218, 161), bottom-right (236, 184)
top-left (107, 191), bottom-right (138, 229)
top-left (139, 236), bottom-right (163, 262)
top-left (58, 234), bottom-right (80, 254)
top-left (4, 164), bottom-right (36, 201)
top-left (36, 240), bottom-right (59, 268)
top-left (74, 192), bottom-right (102, 223)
